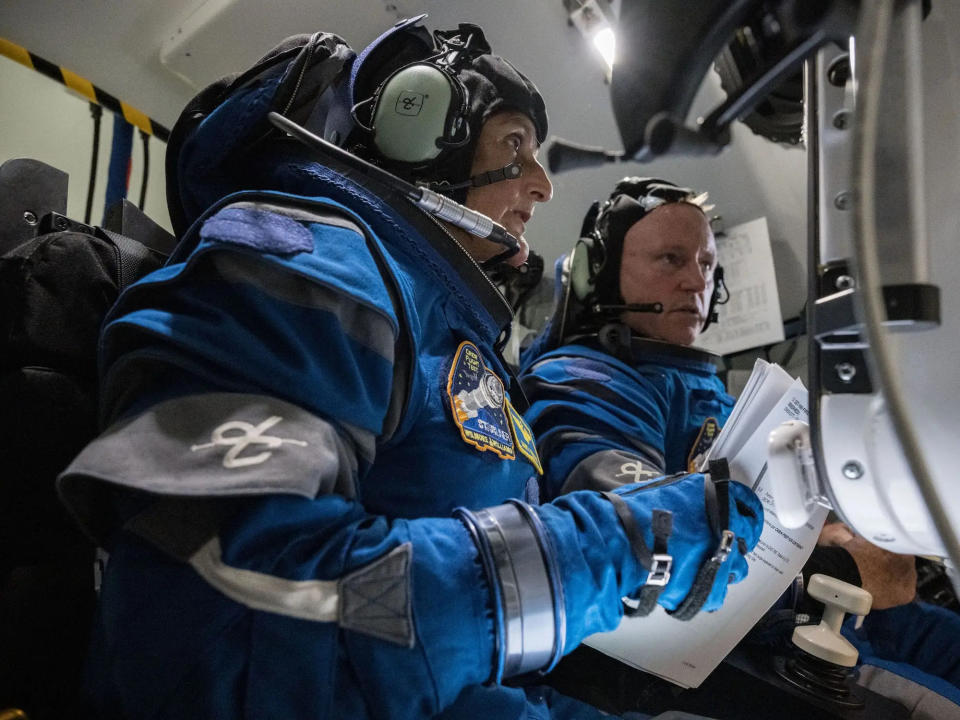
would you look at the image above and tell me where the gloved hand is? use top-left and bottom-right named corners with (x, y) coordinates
top-left (538, 464), bottom-right (764, 650)
top-left (612, 467), bottom-right (764, 619)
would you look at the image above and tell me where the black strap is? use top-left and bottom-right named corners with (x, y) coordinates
top-left (670, 462), bottom-right (736, 620)
top-left (627, 509), bottom-right (673, 616)
top-left (669, 529), bottom-right (735, 621)
top-left (602, 492), bottom-right (674, 618)
top-left (602, 491), bottom-right (655, 570)
top-left (124, 497), bottom-right (229, 562)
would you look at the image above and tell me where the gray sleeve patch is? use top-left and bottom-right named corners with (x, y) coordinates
top-left (60, 392), bottom-right (359, 508)
top-left (339, 542), bottom-right (414, 647)
top-left (561, 448), bottom-right (666, 495)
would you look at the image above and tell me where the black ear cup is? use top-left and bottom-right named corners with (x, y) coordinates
top-left (702, 264), bottom-right (728, 330)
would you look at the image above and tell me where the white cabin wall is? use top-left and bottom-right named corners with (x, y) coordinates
top-left (2, 0), bottom-right (810, 320)
top-left (0, 57), bottom-right (172, 231)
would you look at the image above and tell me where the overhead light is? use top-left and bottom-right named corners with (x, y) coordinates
top-left (592, 26), bottom-right (616, 72)
top-left (565, 0), bottom-right (616, 80)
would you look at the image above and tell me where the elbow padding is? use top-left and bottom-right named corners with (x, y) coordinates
top-left (454, 500), bottom-right (565, 681)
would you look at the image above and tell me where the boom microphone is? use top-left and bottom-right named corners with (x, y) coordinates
top-left (431, 162), bottom-right (523, 191)
top-left (267, 112), bottom-right (520, 256)
top-left (593, 302), bottom-right (663, 314)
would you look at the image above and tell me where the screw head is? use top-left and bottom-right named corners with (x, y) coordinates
top-left (23, 211), bottom-right (38, 225)
top-left (835, 362), bottom-right (857, 383)
top-left (827, 55), bottom-right (851, 87)
top-left (834, 191), bottom-right (852, 211)
top-left (835, 274), bottom-right (855, 290)
top-left (832, 110), bottom-right (850, 130)
top-left (842, 461), bottom-right (864, 479)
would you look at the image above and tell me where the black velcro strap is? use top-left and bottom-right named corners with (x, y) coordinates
top-left (669, 529), bottom-right (735, 621)
top-left (703, 467), bottom-right (731, 540)
top-left (603, 492), bottom-right (675, 618)
top-left (708, 457), bottom-right (730, 481)
top-left (670, 468), bottom-right (735, 621)
top-left (627, 509), bottom-right (673, 617)
top-left (602, 491), bottom-right (653, 570)
top-left (124, 497), bottom-right (227, 562)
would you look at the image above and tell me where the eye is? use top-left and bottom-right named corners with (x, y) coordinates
top-left (660, 253), bottom-right (681, 266)
top-left (506, 133), bottom-right (522, 153)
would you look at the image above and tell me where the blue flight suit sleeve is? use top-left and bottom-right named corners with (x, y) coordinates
top-left (521, 349), bottom-right (670, 501)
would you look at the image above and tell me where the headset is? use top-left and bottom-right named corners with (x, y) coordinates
top-left (362, 41), bottom-right (474, 165)
top-left (351, 21), bottom-right (527, 193)
top-left (566, 178), bottom-right (729, 332)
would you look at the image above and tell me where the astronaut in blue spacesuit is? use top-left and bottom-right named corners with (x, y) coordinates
top-left (520, 177), bottom-right (960, 716)
top-left (58, 20), bottom-right (763, 720)
top-left (521, 177), bottom-right (730, 498)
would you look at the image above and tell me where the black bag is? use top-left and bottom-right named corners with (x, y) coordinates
top-left (0, 158), bottom-right (174, 718)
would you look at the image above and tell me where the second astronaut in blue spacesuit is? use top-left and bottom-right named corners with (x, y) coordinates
top-left (520, 177), bottom-right (960, 717)
top-left (57, 21), bottom-right (762, 719)
top-left (521, 177), bottom-right (731, 498)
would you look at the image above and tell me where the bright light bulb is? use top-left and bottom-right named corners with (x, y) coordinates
top-left (592, 26), bottom-right (615, 71)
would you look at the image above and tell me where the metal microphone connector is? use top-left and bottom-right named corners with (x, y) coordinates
top-left (413, 188), bottom-right (519, 250)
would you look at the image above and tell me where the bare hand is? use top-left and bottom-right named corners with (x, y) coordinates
top-left (818, 522), bottom-right (917, 610)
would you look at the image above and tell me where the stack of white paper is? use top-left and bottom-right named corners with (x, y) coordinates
top-left (584, 360), bottom-right (828, 688)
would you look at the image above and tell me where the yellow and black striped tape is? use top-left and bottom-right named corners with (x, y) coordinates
top-left (0, 36), bottom-right (170, 142)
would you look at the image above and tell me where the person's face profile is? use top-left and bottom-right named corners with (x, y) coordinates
top-left (618, 202), bottom-right (716, 346)
top-left (454, 111), bottom-right (553, 267)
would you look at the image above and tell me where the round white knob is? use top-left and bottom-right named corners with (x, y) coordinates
top-left (791, 574), bottom-right (873, 667)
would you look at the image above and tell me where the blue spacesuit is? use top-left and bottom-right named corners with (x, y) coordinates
top-left (522, 335), bottom-right (732, 502)
top-left (57, 23), bottom-right (763, 720)
top-left (520, 177), bottom-right (960, 718)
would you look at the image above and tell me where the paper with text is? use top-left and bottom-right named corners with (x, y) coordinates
top-left (584, 364), bottom-right (826, 688)
top-left (697, 217), bottom-right (785, 356)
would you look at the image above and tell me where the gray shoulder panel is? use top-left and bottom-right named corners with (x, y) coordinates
top-left (59, 392), bottom-right (359, 541)
top-left (225, 200), bottom-right (367, 234)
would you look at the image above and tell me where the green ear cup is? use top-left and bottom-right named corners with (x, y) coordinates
top-left (570, 240), bottom-right (595, 302)
top-left (372, 64), bottom-right (455, 163)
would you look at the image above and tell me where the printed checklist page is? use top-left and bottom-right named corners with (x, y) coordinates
top-left (584, 366), bottom-right (827, 687)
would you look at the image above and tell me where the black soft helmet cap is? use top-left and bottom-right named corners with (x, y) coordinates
top-left (591, 177), bottom-right (709, 307)
top-left (429, 34), bottom-right (548, 198)
top-left (351, 21), bottom-right (547, 199)
top-left (457, 50), bottom-right (548, 144)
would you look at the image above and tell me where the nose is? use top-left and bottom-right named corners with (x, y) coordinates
top-left (525, 157), bottom-right (553, 203)
top-left (680, 262), bottom-right (708, 293)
